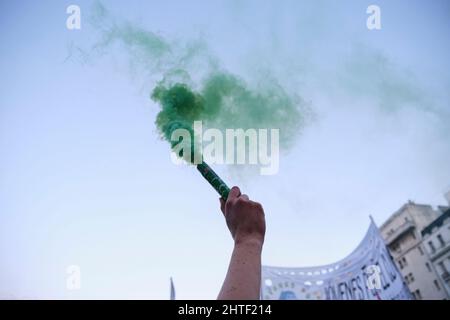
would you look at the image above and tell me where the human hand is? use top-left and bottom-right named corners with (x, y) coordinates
top-left (220, 186), bottom-right (266, 246)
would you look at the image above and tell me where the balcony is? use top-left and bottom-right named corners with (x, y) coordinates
top-left (385, 220), bottom-right (415, 246)
top-left (442, 271), bottom-right (450, 283)
top-left (428, 244), bottom-right (450, 262)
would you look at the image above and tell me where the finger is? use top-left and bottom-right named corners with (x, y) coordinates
top-left (227, 186), bottom-right (241, 201)
top-left (220, 198), bottom-right (225, 215)
top-left (240, 194), bottom-right (249, 201)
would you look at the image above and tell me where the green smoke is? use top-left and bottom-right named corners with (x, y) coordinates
top-left (200, 72), bottom-right (302, 148)
top-left (151, 83), bottom-right (204, 163)
top-left (337, 45), bottom-right (432, 113)
top-left (151, 72), bottom-right (304, 163)
top-left (88, 2), bottom-right (307, 164)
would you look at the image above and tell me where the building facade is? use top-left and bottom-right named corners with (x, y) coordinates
top-left (421, 208), bottom-right (450, 297)
top-left (379, 201), bottom-right (449, 300)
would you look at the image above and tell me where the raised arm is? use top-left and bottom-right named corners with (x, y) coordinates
top-left (217, 186), bottom-right (266, 300)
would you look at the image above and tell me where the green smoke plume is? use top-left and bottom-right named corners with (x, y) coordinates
top-left (151, 83), bottom-right (203, 163)
top-left (151, 72), bottom-right (304, 163)
top-left (88, 2), bottom-right (307, 164)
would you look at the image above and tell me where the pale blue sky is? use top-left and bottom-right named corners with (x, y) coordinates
top-left (1, 0), bottom-right (449, 299)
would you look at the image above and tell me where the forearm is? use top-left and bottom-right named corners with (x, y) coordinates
top-left (217, 239), bottom-right (263, 300)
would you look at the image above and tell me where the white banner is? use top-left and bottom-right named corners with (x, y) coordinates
top-left (261, 220), bottom-right (412, 300)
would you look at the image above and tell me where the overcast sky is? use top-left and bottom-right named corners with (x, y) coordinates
top-left (1, 0), bottom-right (449, 299)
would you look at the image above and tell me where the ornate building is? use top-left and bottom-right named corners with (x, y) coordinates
top-left (380, 200), bottom-right (449, 300)
top-left (421, 208), bottom-right (450, 297)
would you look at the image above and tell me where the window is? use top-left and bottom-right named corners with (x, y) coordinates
top-left (434, 280), bottom-right (441, 291)
top-left (437, 234), bottom-right (445, 247)
top-left (402, 257), bottom-right (408, 267)
top-left (428, 241), bottom-right (436, 253)
top-left (391, 242), bottom-right (400, 252)
top-left (418, 246), bottom-right (424, 255)
top-left (398, 257), bottom-right (407, 269)
top-left (426, 262), bottom-right (432, 272)
top-left (438, 262), bottom-right (447, 274)
top-left (405, 273), bottom-right (414, 284)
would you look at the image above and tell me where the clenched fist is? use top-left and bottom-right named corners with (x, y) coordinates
top-left (220, 186), bottom-right (266, 246)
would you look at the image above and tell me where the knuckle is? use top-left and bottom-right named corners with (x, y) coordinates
top-left (234, 198), bottom-right (244, 207)
top-left (253, 202), bottom-right (263, 211)
top-left (226, 198), bottom-right (237, 209)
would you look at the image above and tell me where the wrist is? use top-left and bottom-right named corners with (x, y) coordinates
top-left (234, 235), bottom-right (264, 249)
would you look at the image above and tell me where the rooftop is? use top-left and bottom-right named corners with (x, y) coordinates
top-left (380, 201), bottom-right (433, 231)
top-left (421, 208), bottom-right (450, 237)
